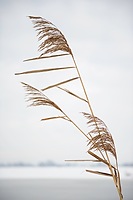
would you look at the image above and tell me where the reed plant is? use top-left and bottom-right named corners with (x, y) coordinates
top-left (16, 16), bottom-right (123, 199)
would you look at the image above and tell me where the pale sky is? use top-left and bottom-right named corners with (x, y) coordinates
top-left (0, 0), bottom-right (133, 165)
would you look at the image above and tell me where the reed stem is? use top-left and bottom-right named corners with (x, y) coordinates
top-left (71, 54), bottom-right (123, 200)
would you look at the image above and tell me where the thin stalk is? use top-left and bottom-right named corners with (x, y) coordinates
top-left (60, 109), bottom-right (90, 141)
top-left (71, 54), bottom-right (106, 160)
top-left (71, 54), bottom-right (94, 116)
top-left (71, 54), bottom-right (123, 200)
top-left (112, 153), bottom-right (123, 199)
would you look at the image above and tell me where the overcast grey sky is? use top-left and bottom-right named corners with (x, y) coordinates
top-left (0, 0), bottom-right (133, 164)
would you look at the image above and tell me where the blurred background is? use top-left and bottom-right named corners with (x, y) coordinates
top-left (0, 0), bottom-right (133, 167)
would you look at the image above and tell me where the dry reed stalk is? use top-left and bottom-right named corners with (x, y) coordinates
top-left (16, 16), bottom-right (123, 200)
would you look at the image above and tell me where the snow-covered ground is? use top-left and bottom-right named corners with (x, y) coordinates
top-left (0, 166), bottom-right (132, 179)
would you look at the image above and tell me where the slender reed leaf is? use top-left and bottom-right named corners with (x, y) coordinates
top-left (58, 86), bottom-right (87, 103)
top-left (87, 150), bottom-right (116, 169)
top-left (86, 169), bottom-right (112, 177)
top-left (15, 66), bottom-right (75, 75)
top-left (65, 159), bottom-right (101, 162)
top-left (24, 53), bottom-right (69, 62)
top-left (41, 116), bottom-right (69, 121)
top-left (42, 77), bottom-right (79, 91)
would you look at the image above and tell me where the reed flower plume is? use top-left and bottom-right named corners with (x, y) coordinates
top-left (16, 16), bottom-right (123, 200)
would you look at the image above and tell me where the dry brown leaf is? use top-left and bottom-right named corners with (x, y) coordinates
top-left (15, 66), bottom-right (75, 76)
top-left (41, 116), bottom-right (69, 121)
top-left (23, 53), bottom-right (69, 62)
top-left (86, 169), bottom-right (112, 177)
top-left (58, 87), bottom-right (87, 103)
top-left (42, 77), bottom-right (79, 91)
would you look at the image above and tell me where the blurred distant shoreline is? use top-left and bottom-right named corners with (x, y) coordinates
top-left (0, 160), bottom-right (133, 168)
top-left (0, 163), bottom-right (133, 180)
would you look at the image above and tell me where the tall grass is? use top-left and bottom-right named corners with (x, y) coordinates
top-left (16, 16), bottom-right (123, 199)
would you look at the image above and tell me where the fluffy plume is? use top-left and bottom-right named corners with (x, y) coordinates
top-left (29, 16), bottom-right (72, 56)
top-left (82, 112), bottom-right (116, 158)
top-left (21, 82), bottom-right (62, 111)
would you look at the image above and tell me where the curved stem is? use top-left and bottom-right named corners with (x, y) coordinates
top-left (71, 54), bottom-right (94, 116)
top-left (71, 53), bottom-right (123, 200)
top-left (61, 109), bottom-right (90, 140)
top-left (71, 54), bottom-right (106, 160)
